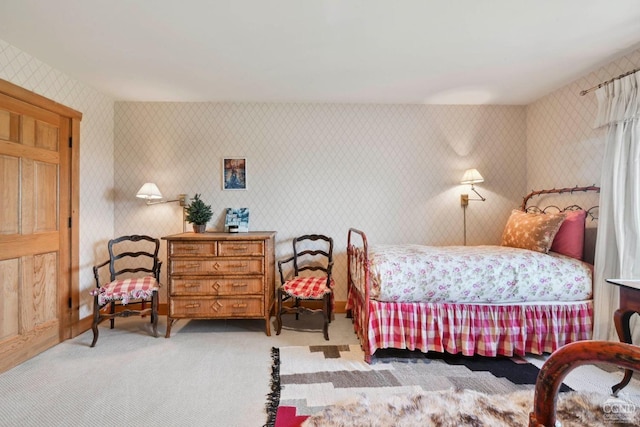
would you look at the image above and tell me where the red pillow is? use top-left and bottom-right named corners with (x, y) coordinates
top-left (550, 210), bottom-right (587, 260)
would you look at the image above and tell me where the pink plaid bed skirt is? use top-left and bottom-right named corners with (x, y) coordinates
top-left (354, 300), bottom-right (593, 358)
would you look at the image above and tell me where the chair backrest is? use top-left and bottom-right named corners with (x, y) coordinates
top-left (292, 234), bottom-right (333, 277)
top-left (107, 235), bottom-right (161, 281)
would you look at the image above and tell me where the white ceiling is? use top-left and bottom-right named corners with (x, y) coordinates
top-left (1, 0), bottom-right (640, 105)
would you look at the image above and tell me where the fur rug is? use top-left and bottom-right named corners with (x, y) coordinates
top-left (302, 388), bottom-right (640, 427)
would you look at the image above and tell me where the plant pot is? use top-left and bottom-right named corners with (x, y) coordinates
top-left (192, 224), bottom-right (206, 233)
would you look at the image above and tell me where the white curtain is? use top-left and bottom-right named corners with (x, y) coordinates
top-left (593, 72), bottom-right (640, 341)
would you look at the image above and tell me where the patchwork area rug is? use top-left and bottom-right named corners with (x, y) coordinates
top-left (265, 345), bottom-right (576, 427)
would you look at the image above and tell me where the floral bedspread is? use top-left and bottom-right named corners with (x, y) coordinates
top-left (369, 245), bottom-right (592, 303)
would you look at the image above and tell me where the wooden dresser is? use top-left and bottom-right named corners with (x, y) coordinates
top-left (162, 231), bottom-right (276, 337)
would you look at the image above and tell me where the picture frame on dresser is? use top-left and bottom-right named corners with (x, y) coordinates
top-left (222, 157), bottom-right (247, 190)
top-left (225, 208), bottom-right (250, 232)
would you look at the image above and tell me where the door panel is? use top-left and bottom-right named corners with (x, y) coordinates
top-left (0, 110), bottom-right (10, 140)
top-left (0, 258), bottom-right (19, 340)
top-left (22, 253), bottom-right (58, 327)
top-left (0, 155), bottom-right (19, 234)
top-left (0, 88), bottom-right (72, 373)
top-left (34, 161), bottom-right (59, 232)
top-left (35, 121), bottom-right (59, 151)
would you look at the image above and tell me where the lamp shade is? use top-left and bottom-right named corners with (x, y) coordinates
top-left (460, 169), bottom-right (484, 185)
top-left (136, 182), bottom-right (163, 200)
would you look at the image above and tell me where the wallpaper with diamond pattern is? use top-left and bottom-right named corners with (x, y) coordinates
top-left (114, 102), bottom-right (527, 301)
top-left (2, 34), bottom-right (639, 318)
top-left (527, 49), bottom-right (640, 190)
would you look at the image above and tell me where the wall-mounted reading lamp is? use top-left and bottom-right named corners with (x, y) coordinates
top-left (460, 168), bottom-right (486, 206)
top-left (460, 169), bottom-right (486, 245)
top-left (136, 182), bottom-right (187, 206)
top-left (136, 183), bottom-right (188, 232)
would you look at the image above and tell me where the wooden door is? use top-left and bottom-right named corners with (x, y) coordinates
top-left (0, 80), bottom-right (81, 373)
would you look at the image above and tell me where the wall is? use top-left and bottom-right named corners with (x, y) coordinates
top-left (7, 33), bottom-right (636, 315)
top-left (114, 103), bottom-right (527, 301)
top-left (527, 49), bottom-right (640, 261)
top-left (527, 48), bottom-right (640, 189)
top-left (527, 47), bottom-right (640, 340)
top-left (0, 39), bottom-right (115, 318)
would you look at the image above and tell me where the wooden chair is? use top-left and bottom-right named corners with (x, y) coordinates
top-left (529, 340), bottom-right (640, 426)
top-left (276, 234), bottom-right (334, 340)
top-left (90, 235), bottom-right (161, 347)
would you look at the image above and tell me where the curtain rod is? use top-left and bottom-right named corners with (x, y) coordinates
top-left (579, 68), bottom-right (640, 96)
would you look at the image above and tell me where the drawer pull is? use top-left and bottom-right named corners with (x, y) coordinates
top-left (232, 303), bottom-right (248, 309)
top-left (183, 263), bottom-right (200, 269)
top-left (228, 246), bottom-right (248, 252)
top-left (211, 282), bottom-right (221, 291)
top-left (183, 283), bottom-right (199, 288)
top-left (181, 246), bottom-right (199, 251)
top-left (184, 303), bottom-right (201, 309)
top-left (229, 263), bottom-right (248, 269)
top-left (231, 283), bottom-right (248, 288)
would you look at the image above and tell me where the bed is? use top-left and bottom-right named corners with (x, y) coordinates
top-left (346, 186), bottom-right (600, 363)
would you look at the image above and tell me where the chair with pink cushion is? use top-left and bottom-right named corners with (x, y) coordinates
top-left (276, 234), bottom-right (334, 340)
top-left (90, 235), bottom-right (161, 347)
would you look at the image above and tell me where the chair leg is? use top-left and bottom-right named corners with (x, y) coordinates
top-left (90, 297), bottom-right (100, 348)
top-left (151, 290), bottom-right (159, 338)
top-left (275, 288), bottom-right (283, 336)
top-left (322, 293), bottom-right (330, 341)
top-left (109, 301), bottom-right (115, 329)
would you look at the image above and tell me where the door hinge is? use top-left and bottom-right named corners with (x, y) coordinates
top-left (69, 136), bottom-right (72, 148)
top-left (68, 217), bottom-right (72, 228)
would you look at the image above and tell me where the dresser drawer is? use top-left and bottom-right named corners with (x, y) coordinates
top-left (218, 240), bottom-right (264, 257)
top-left (170, 242), bottom-right (217, 257)
top-left (170, 296), bottom-right (264, 317)
top-left (171, 258), bottom-right (264, 275)
top-left (170, 277), bottom-right (264, 296)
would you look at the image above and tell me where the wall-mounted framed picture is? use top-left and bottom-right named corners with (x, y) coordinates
top-left (222, 157), bottom-right (247, 190)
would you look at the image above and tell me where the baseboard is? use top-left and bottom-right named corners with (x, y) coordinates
top-left (73, 301), bottom-right (347, 338)
top-left (73, 304), bottom-right (169, 338)
top-left (281, 300), bottom-right (347, 313)
top-left (77, 316), bottom-right (93, 334)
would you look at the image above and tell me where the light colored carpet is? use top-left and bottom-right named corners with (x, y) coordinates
top-left (0, 314), bottom-right (359, 427)
top-left (2, 314), bottom-right (640, 427)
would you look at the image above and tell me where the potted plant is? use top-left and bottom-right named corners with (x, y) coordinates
top-left (185, 194), bottom-right (213, 233)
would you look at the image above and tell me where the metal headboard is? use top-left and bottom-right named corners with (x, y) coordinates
top-left (521, 185), bottom-right (600, 221)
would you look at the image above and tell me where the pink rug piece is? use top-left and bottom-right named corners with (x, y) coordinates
top-left (275, 406), bottom-right (309, 427)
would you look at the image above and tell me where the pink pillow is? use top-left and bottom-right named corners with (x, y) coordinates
top-left (550, 210), bottom-right (587, 260)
